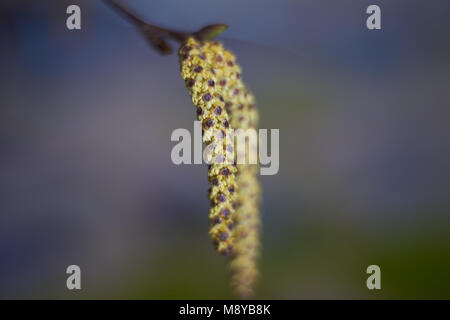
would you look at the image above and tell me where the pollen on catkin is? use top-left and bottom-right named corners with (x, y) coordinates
top-left (178, 38), bottom-right (238, 256)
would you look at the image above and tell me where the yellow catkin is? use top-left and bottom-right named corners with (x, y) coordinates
top-left (179, 38), bottom-right (238, 256)
top-left (179, 37), bottom-right (261, 297)
top-left (205, 40), bottom-right (261, 298)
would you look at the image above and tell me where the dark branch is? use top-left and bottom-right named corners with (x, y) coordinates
top-left (104, 0), bottom-right (228, 55)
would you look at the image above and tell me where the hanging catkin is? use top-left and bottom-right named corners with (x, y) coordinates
top-left (179, 38), bottom-right (260, 297)
top-left (179, 38), bottom-right (238, 256)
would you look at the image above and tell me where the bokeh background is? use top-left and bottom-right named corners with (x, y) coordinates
top-left (1, 0), bottom-right (449, 299)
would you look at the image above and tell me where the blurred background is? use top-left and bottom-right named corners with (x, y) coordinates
top-left (1, 0), bottom-right (449, 299)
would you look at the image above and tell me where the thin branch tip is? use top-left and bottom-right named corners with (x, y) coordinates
top-left (104, 0), bottom-right (228, 54)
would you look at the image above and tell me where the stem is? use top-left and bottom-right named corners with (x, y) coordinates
top-left (104, 0), bottom-right (227, 54)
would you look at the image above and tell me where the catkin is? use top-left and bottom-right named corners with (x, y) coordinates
top-left (187, 39), bottom-right (260, 297)
top-left (179, 38), bottom-right (237, 256)
top-left (179, 37), bottom-right (261, 298)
